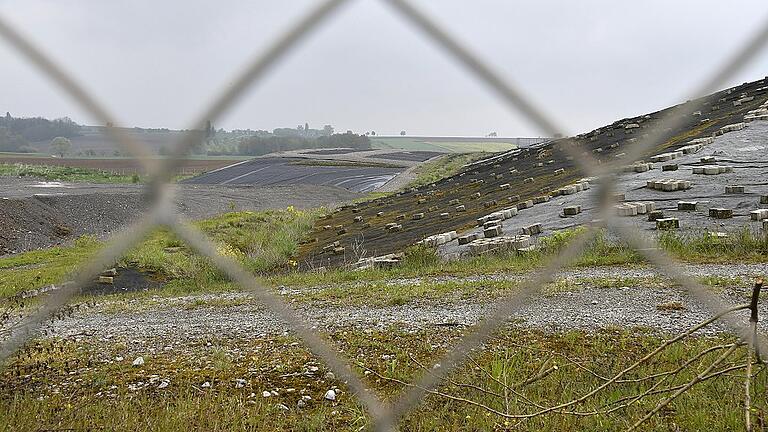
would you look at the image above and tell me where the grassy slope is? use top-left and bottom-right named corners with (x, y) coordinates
top-left (370, 137), bottom-right (518, 153)
top-left (404, 153), bottom-right (488, 189)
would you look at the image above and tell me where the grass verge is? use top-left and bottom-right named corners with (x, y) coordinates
top-left (0, 326), bottom-right (762, 431)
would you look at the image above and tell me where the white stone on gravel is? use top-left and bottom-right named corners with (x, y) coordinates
top-left (131, 357), bottom-right (144, 367)
top-left (324, 389), bottom-right (336, 401)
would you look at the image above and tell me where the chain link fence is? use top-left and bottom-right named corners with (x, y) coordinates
top-left (2, 1), bottom-right (768, 430)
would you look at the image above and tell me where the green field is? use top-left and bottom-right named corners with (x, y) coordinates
top-left (370, 137), bottom-right (519, 153)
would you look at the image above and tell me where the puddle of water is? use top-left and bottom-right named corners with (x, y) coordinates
top-left (29, 182), bottom-right (71, 188)
top-left (82, 267), bottom-right (164, 296)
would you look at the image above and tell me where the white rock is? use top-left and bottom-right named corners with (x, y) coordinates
top-left (131, 357), bottom-right (144, 367)
top-left (262, 391), bottom-right (272, 397)
top-left (234, 379), bottom-right (246, 388)
top-left (297, 399), bottom-right (307, 408)
top-left (324, 372), bottom-right (335, 380)
top-left (158, 381), bottom-right (169, 389)
top-left (324, 389), bottom-right (337, 401)
top-left (277, 403), bottom-right (289, 411)
top-left (201, 382), bottom-right (211, 388)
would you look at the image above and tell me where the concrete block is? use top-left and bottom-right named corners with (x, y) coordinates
top-left (376, 212), bottom-right (384, 217)
top-left (353, 216), bottom-right (363, 223)
top-left (508, 195), bottom-right (520, 203)
top-left (500, 183), bottom-right (510, 190)
top-left (385, 223), bottom-right (401, 231)
top-left (648, 210), bottom-right (664, 221)
top-left (701, 156), bottom-right (716, 163)
top-left (692, 167), bottom-right (704, 174)
top-left (725, 185), bottom-right (745, 194)
top-left (449, 198), bottom-right (460, 205)
top-left (503, 208), bottom-right (518, 218)
top-left (750, 209), bottom-right (768, 221)
top-left (333, 246), bottom-right (345, 255)
top-left (483, 220), bottom-right (501, 229)
top-left (760, 195), bottom-right (768, 204)
top-left (98, 276), bottom-right (114, 284)
top-left (440, 212), bottom-right (451, 220)
top-left (554, 168), bottom-right (565, 175)
top-left (662, 164), bottom-right (678, 171)
top-left (709, 208), bottom-right (733, 219)
top-left (472, 192), bottom-right (481, 198)
top-left (678, 201), bottom-right (698, 211)
top-left (484, 226), bottom-right (503, 238)
top-left (615, 204), bottom-right (638, 216)
top-left (656, 218), bottom-right (680, 230)
top-left (412, 213), bottom-right (425, 220)
top-left (523, 177), bottom-right (534, 184)
top-left (458, 233), bottom-right (479, 245)
top-left (563, 205), bottom-right (581, 216)
top-left (521, 223), bottom-right (542, 235)
top-left (396, 214), bottom-right (406, 220)
top-left (456, 205), bottom-right (466, 212)
top-left (533, 195), bottom-right (550, 204)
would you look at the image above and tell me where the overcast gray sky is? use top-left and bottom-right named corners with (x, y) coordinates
top-left (2, 1), bottom-right (768, 137)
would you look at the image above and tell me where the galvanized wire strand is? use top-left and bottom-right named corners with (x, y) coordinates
top-left (154, 0), bottom-right (352, 182)
top-left (167, 214), bottom-right (386, 419)
top-left (377, 225), bottom-right (599, 430)
top-left (1, 2), bottom-right (767, 430)
top-left (0, 15), bottom-right (157, 170)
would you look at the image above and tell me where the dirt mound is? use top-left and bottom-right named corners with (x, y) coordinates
top-left (0, 193), bottom-right (145, 254)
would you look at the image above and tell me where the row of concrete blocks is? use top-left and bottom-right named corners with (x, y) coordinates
top-left (649, 151), bottom-right (684, 163)
top-left (744, 106), bottom-right (768, 122)
top-left (551, 181), bottom-right (590, 196)
top-left (732, 96), bottom-right (754, 106)
top-left (322, 240), bottom-right (346, 255)
top-left (351, 252), bottom-right (404, 270)
top-left (417, 231), bottom-right (459, 247)
top-left (468, 235), bottom-right (533, 256)
top-left (718, 122), bottom-right (746, 134)
top-left (477, 207), bottom-right (519, 227)
top-left (646, 179), bottom-right (692, 192)
top-left (692, 165), bottom-right (733, 175)
top-left (615, 201), bottom-right (656, 216)
top-left (623, 163), bottom-right (653, 173)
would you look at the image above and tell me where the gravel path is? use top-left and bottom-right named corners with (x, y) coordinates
top-left (35, 263), bottom-right (767, 351)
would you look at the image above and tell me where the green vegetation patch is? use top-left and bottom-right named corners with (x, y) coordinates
top-left (405, 153), bottom-right (487, 189)
top-left (0, 208), bottom-right (321, 299)
top-left (0, 163), bottom-right (141, 183)
top-left (0, 327), bottom-right (762, 431)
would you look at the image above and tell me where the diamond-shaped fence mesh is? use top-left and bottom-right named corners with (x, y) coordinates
top-left (1, 1), bottom-right (768, 430)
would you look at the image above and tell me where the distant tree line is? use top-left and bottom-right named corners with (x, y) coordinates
top-left (204, 123), bottom-right (371, 156)
top-left (224, 131), bottom-right (371, 156)
top-left (0, 112), bottom-right (80, 152)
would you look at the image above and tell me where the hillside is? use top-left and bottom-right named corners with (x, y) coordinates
top-left (298, 78), bottom-right (768, 268)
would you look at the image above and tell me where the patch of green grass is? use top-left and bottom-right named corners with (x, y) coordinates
top-left (0, 236), bottom-right (103, 297)
top-left (0, 208), bottom-right (321, 299)
top-left (370, 137), bottom-right (518, 153)
top-left (0, 327), bottom-right (762, 431)
top-left (0, 163), bottom-right (141, 183)
top-left (405, 153), bottom-right (487, 189)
